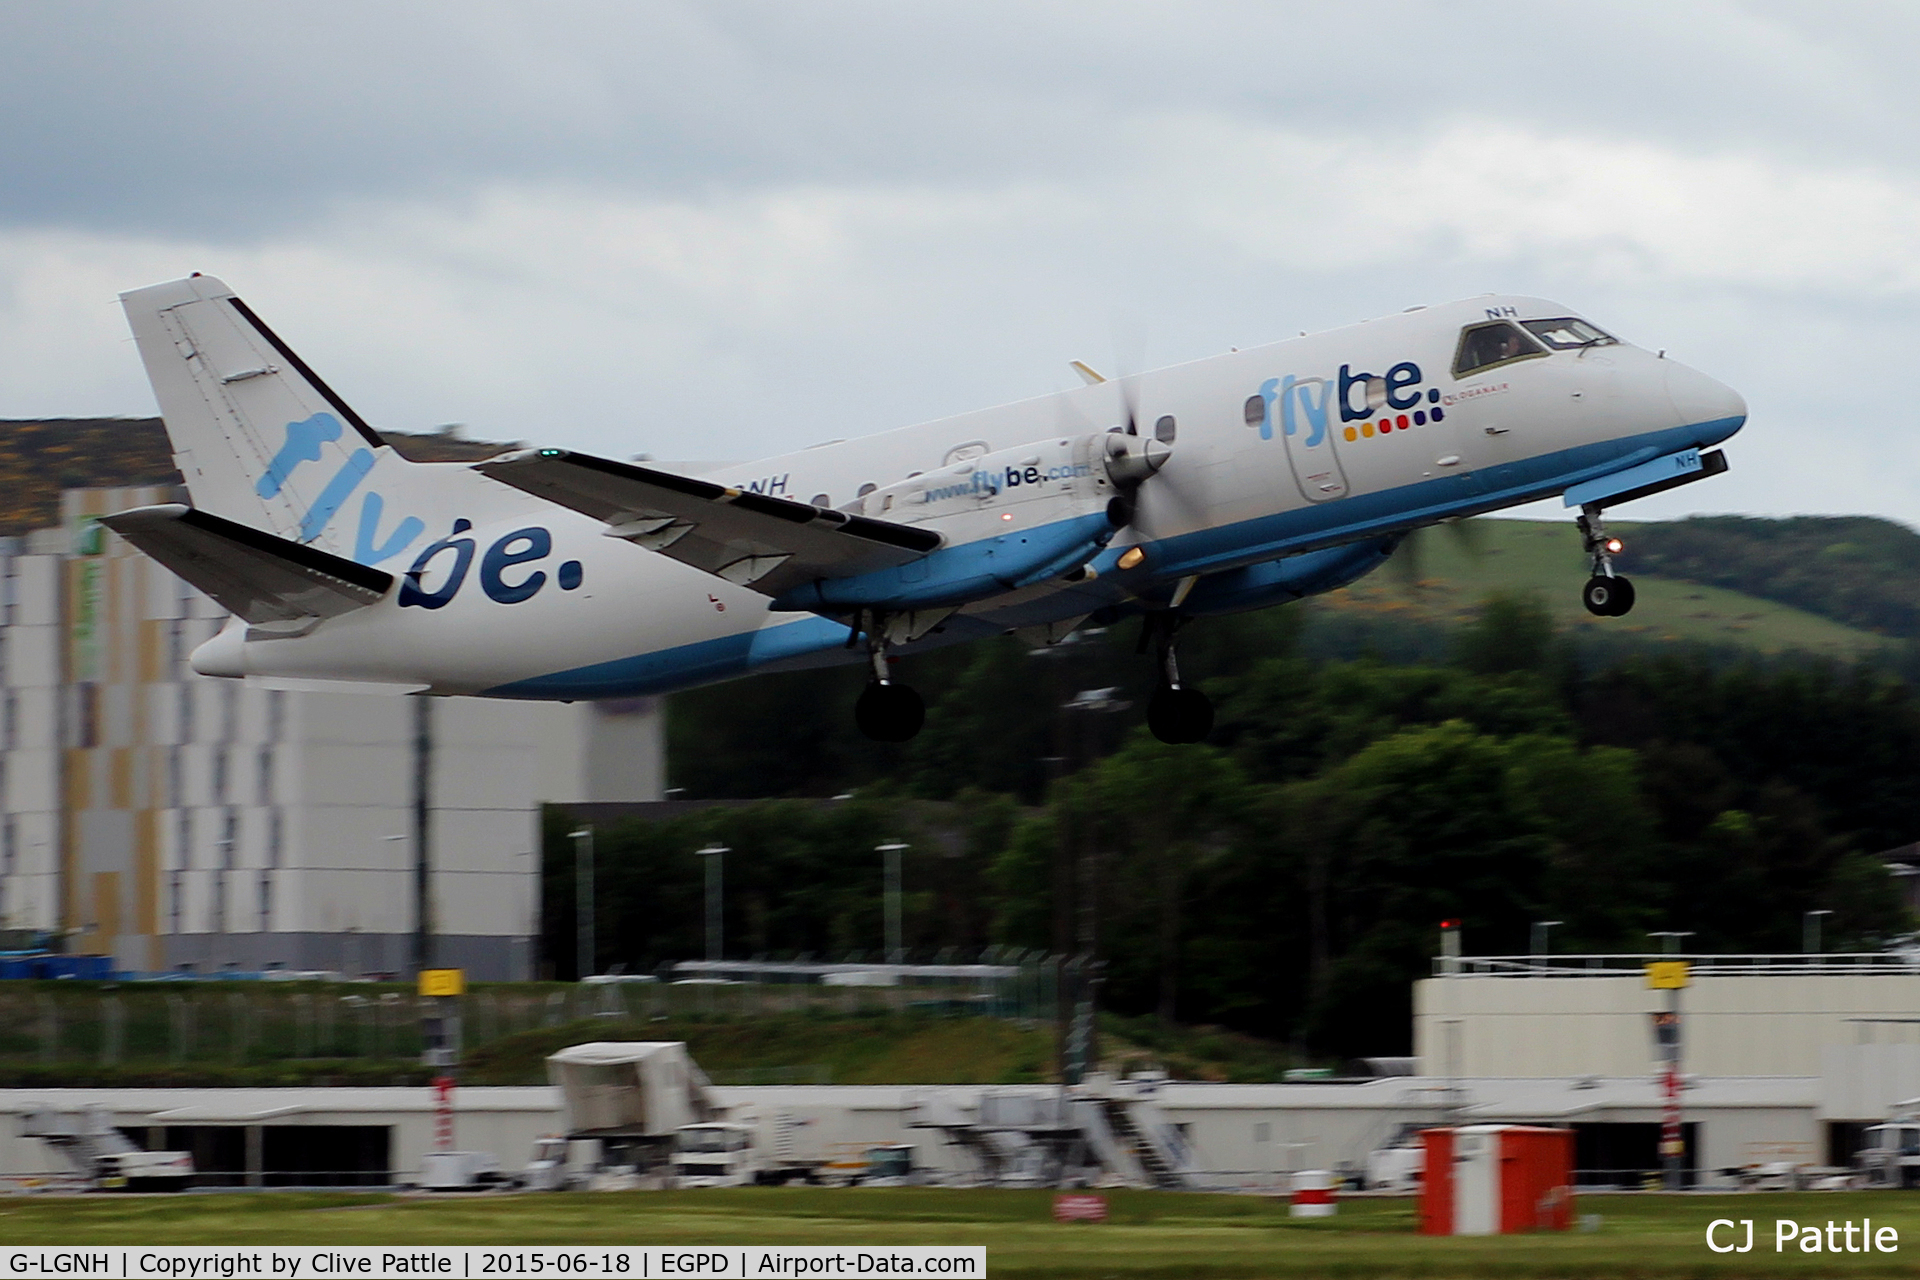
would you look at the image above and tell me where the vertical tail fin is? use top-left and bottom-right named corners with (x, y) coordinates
top-left (118, 274), bottom-right (532, 570)
top-left (119, 275), bottom-right (427, 564)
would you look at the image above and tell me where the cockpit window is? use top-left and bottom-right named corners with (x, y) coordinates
top-left (1453, 322), bottom-right (1546, 378)
top-left (1523, 317), bottom-right (1617, 350)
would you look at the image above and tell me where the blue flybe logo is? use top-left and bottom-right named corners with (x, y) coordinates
top-left (262, 414), bottom-right (584, 607)
top-left (396, 520), bottom-right (585, 610)
top-left (260, 413), bottom-right (424, 565)
top-left (1251, 361), bottom-right (1446, 445)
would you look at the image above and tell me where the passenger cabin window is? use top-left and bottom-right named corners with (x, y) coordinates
top-left (1523, 317), bottom-right (1617, 350)
top-left (1454, 322), bottom-right (1545, 377)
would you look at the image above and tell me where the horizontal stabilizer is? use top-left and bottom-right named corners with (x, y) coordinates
top-left (475, 449), bottom-right (942, 596)
top-left (100, 504), bottom-right (392, 628)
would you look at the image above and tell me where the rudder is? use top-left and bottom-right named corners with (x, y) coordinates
top-left (120, 275), bottom-right (423, 565)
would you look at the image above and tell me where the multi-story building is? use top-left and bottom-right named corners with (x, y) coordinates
top-left (0, 485), bottom-right (663, 979)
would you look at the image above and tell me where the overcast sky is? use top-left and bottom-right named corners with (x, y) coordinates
top-left (0, 1), bottom-right (1916, 521)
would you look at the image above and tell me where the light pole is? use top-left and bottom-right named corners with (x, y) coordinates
top-left (569, 827), bottom-right (595, 979)
top-left (1803, 909), bottom-right (1834, 956)
top-left (1058, 686), bottom-right (1129, 1086)
top-left (877, 843), bottom-right (909, 965)
top-left (1530, 919), bottom-right (1563, 963)
top-left (1645, 958), bottom-right (1692, 1190)
top-left (696, 845), bottom-right (728, 964)
top-left (383, 834), bottom-right (409, 977)
top-left (1646, 934), bottom-right (1695, 1189)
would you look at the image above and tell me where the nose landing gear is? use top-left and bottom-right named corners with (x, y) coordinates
top-left (849, 610), bottom-right (924, 743)
top-left (1577, 505), bottom-right (1635, 617)
top-left (1142, 613), bottom-right (1213, 744)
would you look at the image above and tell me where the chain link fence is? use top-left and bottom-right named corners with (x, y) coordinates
top-left (0, 949), bottom-right (1072, 1070)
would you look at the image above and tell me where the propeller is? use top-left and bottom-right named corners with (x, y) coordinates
top-left (1067, 320), bottom-right (1191, 530)
top-left (1388, 518), bottom-right (1489, 587)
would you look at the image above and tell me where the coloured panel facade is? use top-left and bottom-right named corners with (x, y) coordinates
top-left (0, 484), bottom-right (665, 978)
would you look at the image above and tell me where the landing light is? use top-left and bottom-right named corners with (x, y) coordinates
top-left (1604, 537), bottom-right (1624, 554)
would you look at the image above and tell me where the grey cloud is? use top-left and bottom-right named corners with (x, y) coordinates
top-left (3, 1), bottom-right (1919, 239)
top-left (1, 2), bottom-right (1918, 524)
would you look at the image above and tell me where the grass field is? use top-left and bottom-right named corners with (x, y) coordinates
top-left (2, 1188), bottom-right (1918, 1277)
top-left (1322, 519), bottom-right (1888, 657)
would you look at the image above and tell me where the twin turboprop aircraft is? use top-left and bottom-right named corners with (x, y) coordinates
top-left (103, 276), bottom-right (1745, 744)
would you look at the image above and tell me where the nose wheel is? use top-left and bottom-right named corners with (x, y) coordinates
top-left (1142, 613), bottom-right (1213, 744)
top-left (1576, 505), bottom-right (1635, 617)
top-left (1582, 574), bottom-right (1635, 617)
top-left (849, 610), bottom-right (925, 742)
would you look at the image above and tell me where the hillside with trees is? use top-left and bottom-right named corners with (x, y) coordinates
top-left (1626, 514), bottom-right (1920, 637)
top-left (556, 594), bottom-right (1920, 1060)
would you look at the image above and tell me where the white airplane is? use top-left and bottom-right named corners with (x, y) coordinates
top-left (102, 275), bottom-right (1744, 744)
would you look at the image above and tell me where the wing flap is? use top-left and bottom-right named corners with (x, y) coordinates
top-left (475, 449), bottom-right (941, 596)
top-left (99, 503), bottom-right (392, 626)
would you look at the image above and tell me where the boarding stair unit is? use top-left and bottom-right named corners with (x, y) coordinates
top-left (1085, 1073), bottom-right (1198, 1190)
top-left (18, 1105), bottom-right (194, 1190)
top-left (908, 1074), bottom-right (1201, 1190)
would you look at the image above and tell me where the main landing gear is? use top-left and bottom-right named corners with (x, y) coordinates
top-left (849, 611), bottom-right (925, 743)
top-left (1577, 504), bottom-right (1635, 617)
top-left (1141, 613), bottom-right (1213, 745)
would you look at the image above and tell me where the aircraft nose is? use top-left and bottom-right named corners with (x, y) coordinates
top-left (1664, 358), bottom-right (1746, 443)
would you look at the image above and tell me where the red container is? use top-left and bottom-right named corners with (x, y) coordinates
top-left (1420, 1125), bottom-right (1573, 1235)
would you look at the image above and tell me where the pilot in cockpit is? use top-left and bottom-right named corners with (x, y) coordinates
top-left (1455, 321), bottom-right (1545, 377)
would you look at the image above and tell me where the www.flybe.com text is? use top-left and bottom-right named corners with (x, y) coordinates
top-left (921, 463), bottom-right (1092, 503)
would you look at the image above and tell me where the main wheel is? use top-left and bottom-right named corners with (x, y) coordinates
top-left (1582, 574), bottom-right (1635, 617)
top-left (1147, 686), bottom-right (1213, 744)
top-left (854, 682), bottom-right (925, 742)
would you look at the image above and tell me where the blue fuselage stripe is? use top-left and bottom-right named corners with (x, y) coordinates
top-left (481, 417), bottom-right (1742, 700)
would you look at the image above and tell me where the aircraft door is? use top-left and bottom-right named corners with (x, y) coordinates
top-left (1251, 375), bottom-right (1349, 503)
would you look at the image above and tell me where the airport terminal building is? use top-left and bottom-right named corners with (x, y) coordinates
top-left (7, 952), bottom-right (1920, 1187)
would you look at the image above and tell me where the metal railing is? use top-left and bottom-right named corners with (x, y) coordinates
top-left (1432, 953), bottom-right (1920, 978)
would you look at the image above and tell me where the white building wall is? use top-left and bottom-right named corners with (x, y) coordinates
top-left (1416, 971), bottom-right (1920, 1079)
top-left (0, 1076), bottom-right (1835, 1187)
top-left (0, 545), bottom-right (62, 936)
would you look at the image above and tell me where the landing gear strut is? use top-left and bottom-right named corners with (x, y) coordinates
top-left (849, 610), bottom-right (924, 742)
top-left (1576, 504), bottom-right (1635, 618)
top-left (1142, 613), bottom-right (1212, 744)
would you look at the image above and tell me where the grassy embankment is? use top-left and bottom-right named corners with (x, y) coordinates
top-left (0, 1188), bottom-right (1916, 1277)
top-left (1325, 519), bottom-right (1889, 656)
top-left (0, 977), bottom-right (1298, 1088)
top-left (460, 1011), bottom-right (1294, 1086)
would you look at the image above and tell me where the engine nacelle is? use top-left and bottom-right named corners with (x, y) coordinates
top-left (772, 431), bottom-right (1166, 614)
top-left (856, 434), bottom-right (1108, 531)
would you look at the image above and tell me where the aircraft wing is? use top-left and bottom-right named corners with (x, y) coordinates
top-left (474, 449), bottom-right (942, 596)
top-left (99, 504), bottom-right (392, 626)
